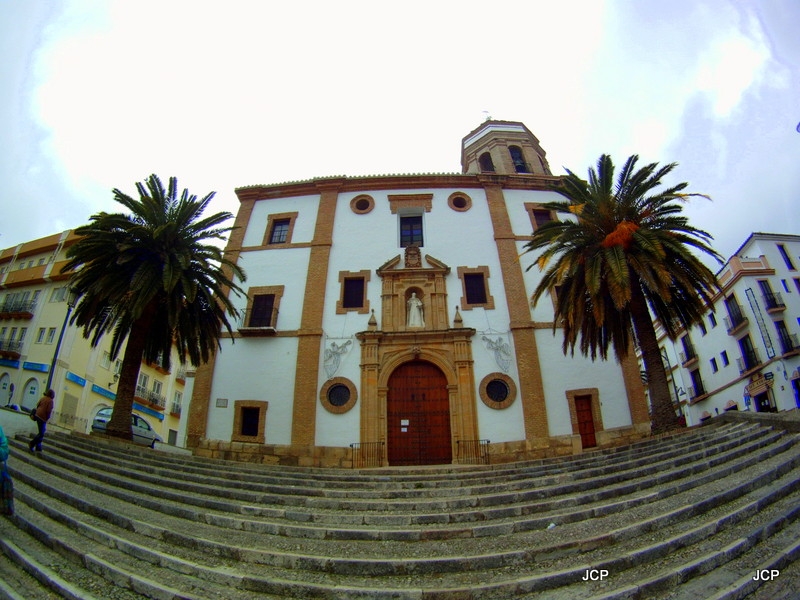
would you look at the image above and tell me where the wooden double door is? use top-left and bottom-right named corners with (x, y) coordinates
top-left (387, 360), bottom-right (452, 466)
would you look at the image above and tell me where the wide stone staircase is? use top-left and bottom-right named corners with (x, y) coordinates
top-left (2, 419), bottom-right (800, 599)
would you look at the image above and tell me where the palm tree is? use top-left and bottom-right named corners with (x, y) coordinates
top-left (62, 175), bottom-right (246, 441)
top-left (524, 155), bottom-right (721, 434)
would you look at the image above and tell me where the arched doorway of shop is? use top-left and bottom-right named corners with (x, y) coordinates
top-left (387, 360), bottom-right (452, 466)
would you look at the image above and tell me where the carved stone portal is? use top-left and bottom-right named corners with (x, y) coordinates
top-left (357, 251), bottom-right (479, 465)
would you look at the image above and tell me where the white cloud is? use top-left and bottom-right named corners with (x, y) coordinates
top-left (692, 26), bottom-right (770, 118)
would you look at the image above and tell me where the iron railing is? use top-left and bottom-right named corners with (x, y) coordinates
top-left (737, 348), bottom-right (761, 374)
top-left (0, 340), bottom-right (23, 353)
top-left (762, 291), bottom-right (786, 311)
top-left (135, 385), bottom-right (166, 409)
top-left (778, 332), bottom-right (799, 355)
top-left (724, 305), bottom-right (747, 333)
top-left (0, 299), bottom-right (37, 314)
top-left (456, 439), bottom-right (490, 465)
top-left (350, 441), bottom-right (384, 469)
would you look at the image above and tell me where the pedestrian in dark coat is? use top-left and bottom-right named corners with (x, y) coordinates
top-left (29, 389), bottom-right (55, 453)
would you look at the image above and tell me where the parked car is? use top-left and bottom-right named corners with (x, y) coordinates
top-left (91, 407), bottom-right (162, 448)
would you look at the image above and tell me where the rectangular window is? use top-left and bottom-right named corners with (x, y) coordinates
top-left (100, 351), bottom-right (112, 369)
top-left (680, 334), bottom-right (696, 363)
top-left (710, 357), bottom-right (718, 373)
top-left (777, 244), bottom-right (796, 270)
top-left (724, 295), bottom-right (746, 330)
top-left (152, 380), bottom-right (163, 395)
top-left (464, 273), bottom-right (488, 305)
top-left (136, 373), bottom-right (149, 397)
top-left (689, 369), bottom-right (705, 397)
top-left (781, 279), bottom-right (790, 292)
top-left (400, 215), bottom-right (424, 247)
top-left (46, 327), bottom-right (57, 344)
top-left (698, 321), bottom-right (707, 336)
top-left (269, 219), bottom-right (291, 244)
top-left (18, 328), bottom-right (26, 342)
top-left (36, 328), bottom-right (46, 343)
top-left (709, 313), bottom-right (717, 328)
top-left (532, 209), bottom-right (554, 230)
top-left (775, 320), bottom-right (793, 354)
top-left (249, 294), bottom-right (275, 327)
top-left (721, 350), bottom-right (729, 366)
top-left (794, 278), bottom-right (800, 294)
top-left (51, 287), bottom-right (67, 302)
top-left (240, 407), bottom-right (261, 437)
top-left (342, 278), bottom-right (366, 309)
top-left (738, 334), bottom-right (759, 372)
top-left (458, 266), bottom-right (495, 310)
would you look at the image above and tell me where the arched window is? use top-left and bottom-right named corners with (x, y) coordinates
top-left (509, 146), bottom-right (530, 173)
top-left (478, 152), bottom-right (495, 172)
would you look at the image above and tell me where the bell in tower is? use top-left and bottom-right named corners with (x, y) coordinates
top-left (461, 120), bottom-right (552, 176)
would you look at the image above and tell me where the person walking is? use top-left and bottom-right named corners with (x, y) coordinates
top-left (29, 389), bottom-right (55, 453)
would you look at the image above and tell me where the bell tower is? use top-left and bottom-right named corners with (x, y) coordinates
top-left (461, 120), bottom-right (552, 176)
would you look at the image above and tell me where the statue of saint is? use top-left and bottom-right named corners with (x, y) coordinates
top-left (407, 292), bottom-right (424, 327)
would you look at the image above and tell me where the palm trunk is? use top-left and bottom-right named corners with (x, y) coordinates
top-left (629, 281), bottom-right (681, 435)
top-left (106, 305), bottom-right (156, 440)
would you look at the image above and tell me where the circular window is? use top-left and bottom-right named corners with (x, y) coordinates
top-left (350, 194), bottom-right (375, 214)
top-left (485, 379), bottom-right (509, 403)
top-left (328, 384), bottom-right (351, 407)
top-left (447, 192), bottom-right (472, 212)
top-left (479, 373), bottom-right (516, 409)
top-left (320, 377), bottom-right (358, 413)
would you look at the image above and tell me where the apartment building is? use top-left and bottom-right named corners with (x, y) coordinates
top-left (660, 233), bottom-right (800, 425)
top-left (0, 231), bottom-right (186, 445)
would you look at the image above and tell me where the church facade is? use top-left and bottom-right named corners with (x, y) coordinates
top-left (186, 121), bottom-right (650, 467)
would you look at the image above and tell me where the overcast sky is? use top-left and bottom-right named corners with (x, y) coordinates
top-left (1, 0), bottom-right (798, 267)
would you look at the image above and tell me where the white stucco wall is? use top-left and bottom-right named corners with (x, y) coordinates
top-left (241, 194), bottom-right (319, 248)
top-left (205, 336), bottom-right (298, 445)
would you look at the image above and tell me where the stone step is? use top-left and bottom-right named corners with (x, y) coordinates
top-left (3, 422), bottom-right (798, 598)
top-left (49, 421), bottom-right (753, 490)
top-left (9, 424), bottom-right (794, 541)
top-left (8, 446), bottom-right (800, 599)
top-left (0, 537), bottom-right (65, 600)
top-left (16, 422), bottom-right (775, 514)
top-left (87, 423), bottom-right (762, 498)
top-left (6, 432), bottom-right (798, 572)
top-left (0, 511), bottom-right (139, 600)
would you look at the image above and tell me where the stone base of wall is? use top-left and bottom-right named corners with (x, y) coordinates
top-left (193, 422), bottom-right (654, 469)
top-left (193, 440), bottom-right (354, 468)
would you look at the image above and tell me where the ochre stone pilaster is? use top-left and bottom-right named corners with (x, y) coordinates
top-left (620, 352), bottom-right (651, 431)
top-left (186, 196), bottom-right (256, 447)
top-left (290, 181), bottom-right (342, 446)
top-left (483, 182), bottom-right (549, 442)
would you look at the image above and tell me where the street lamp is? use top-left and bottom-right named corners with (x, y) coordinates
top-left (46, 287), bottom-right (78, 390)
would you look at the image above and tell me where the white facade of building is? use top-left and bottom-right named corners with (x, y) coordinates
top-left (187, 121), bottom-right (649, 467)
top-left (664, 233), bottom-right (800, 426)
